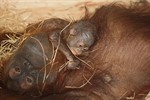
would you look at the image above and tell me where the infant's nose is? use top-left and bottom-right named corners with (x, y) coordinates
top-left (82, 47), bottom-right (88, 51)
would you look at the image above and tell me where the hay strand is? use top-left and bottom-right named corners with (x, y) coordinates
top-left (65, 69), bottom-right (96, 89)
top-left (46, 21), bottom-right (72, 76)
top-left (0, 34), bottom-right (20, 63)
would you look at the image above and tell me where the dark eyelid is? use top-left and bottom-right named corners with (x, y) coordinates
top-left (24, 58), bottom-right (34, 69)
top-left (26, 76), bottom-right (33, 83)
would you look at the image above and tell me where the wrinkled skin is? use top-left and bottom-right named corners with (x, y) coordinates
top-left (3, 32), bottom-right (54, 93)
top-left (49, 20), bottom-right (96, 69)
top-left (67, 21), bottom-right (96, 56)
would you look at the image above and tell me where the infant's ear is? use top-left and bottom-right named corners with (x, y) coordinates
top-left (70, 29), bottom-right (77, 36)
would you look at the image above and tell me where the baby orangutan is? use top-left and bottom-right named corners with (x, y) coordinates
top-left (49, 20), bottom-right (96, 69)
top-left (2, 18), bottom-right (96, 93)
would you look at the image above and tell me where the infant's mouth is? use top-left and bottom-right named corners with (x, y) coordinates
top-left (71, 48), bottom-right (82, 56)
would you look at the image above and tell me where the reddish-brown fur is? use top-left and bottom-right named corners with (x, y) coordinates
top-left (1, 1), bottom-right (150, 100)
